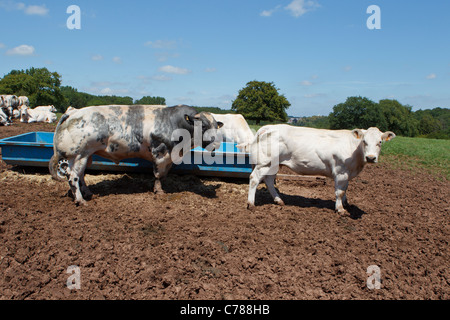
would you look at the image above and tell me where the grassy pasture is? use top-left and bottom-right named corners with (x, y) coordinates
top-left (248, 124), bottom-right (449, 180)
top-left (380, 136), bottom-right (449, 180)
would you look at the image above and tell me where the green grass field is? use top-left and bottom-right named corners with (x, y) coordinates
top-left (248, 124), bottom-right (449, 180)
top-left (380, 136), bottom-right (449, 180)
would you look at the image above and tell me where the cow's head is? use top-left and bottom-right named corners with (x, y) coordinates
top-left (185, 112), bottom-right (224, 151)
top-left (20, 106), bottom-right (29, 123)
top-left (352, 127), bottom-right (395, 163)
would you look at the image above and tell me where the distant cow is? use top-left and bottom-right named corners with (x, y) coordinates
top-left (247, 125), bottom-right (395, 214)
top-left (0, 108), bottom-right (11, 126)
top-left (20, 106), bottom-right (57, 123)
top-left (18, 96), bottom-right (29, 107)
top-left (211, 113), bottom-right (255, 152)
top-left (34, 105), bottom-right (57, 113)
top-left (1, 95), bottom-right (18, 121)
top-left (49, 105), bottom-right (223, 206)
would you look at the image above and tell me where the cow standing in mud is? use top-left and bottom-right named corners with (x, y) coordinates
top-left (247, 125), bottom-right (396, 215)
top-left (50, 105), bottom-right (223, 206)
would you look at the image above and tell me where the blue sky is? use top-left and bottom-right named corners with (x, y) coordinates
top-left (1, 0), bottom-right (449, 116)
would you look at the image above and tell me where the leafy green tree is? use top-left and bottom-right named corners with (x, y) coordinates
top-left (414, 107), bottom-right (449, 139)
top-left (134, 96), bottom-right (166, 105)
top-left (378, 99), bottom-right (418, 137)
top-left (0, 67), bottom-right (66, 111)
top-left (329, 96), bottom-right (386, 130)
top-left (232, 81), bottom-right (290, 125)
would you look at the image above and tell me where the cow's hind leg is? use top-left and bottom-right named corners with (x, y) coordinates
top-left (68, 156), bottom-right (90, 206)
top-left (79, 156), bottom-right (93, 199)
top-left (264, 174), bottom-right (284, 206)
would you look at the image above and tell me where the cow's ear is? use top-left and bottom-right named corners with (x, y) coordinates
top-left (352, 129), bottom-right (364, 139)
top-left (382, 131), bottom-right (396, 142)
top-left (217, 121), bottom-right (224, 129)
top-left (184, 114), bottom-right (195, 126)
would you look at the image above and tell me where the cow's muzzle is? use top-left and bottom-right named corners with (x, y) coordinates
top-left (366, 155), bottom-right (377, 163)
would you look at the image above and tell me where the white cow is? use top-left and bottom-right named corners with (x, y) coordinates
top-left (0, 108), bottom-right (11, 126)
top-left (1, 95), bottom-right (18, 120)
top-left (211, 113), bottom-right (255, 152)
top-left (247, 125), bottom-right (396, 214)
top-left (34, 105), bottom-right (57, 113)
top-left (20, 106), bottom-right (57, 123)
top-left (18, 96), bottom-right (29, 107)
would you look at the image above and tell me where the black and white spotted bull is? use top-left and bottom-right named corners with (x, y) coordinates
top-left (49, 105), bottom-right (223, 205)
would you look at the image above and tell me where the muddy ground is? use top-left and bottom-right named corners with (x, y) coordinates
top-left (0, 122), bottom-right (448, 300)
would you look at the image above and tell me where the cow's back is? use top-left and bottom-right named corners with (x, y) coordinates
top-left (251, 125), bottom-right (363, 177)
top-left (54, 104), bottom-right (198, 161)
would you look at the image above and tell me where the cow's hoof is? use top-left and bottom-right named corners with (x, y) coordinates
top-left (274, 198), bottom-right (285, 206)
top-left (75, 199), bottom-right (87, 207)
top-left (247, 203), bottom-right (256, 211)
top-left (154, 189), bottom-right (165, 195)
top-left (336, 209), bottom-right (349, 216)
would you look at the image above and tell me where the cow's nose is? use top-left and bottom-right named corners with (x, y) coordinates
top-left (366, 155), bottom-right (377, 163)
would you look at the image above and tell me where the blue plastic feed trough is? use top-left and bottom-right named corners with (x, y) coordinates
top-left (0, 132), bottom-right (252, 178)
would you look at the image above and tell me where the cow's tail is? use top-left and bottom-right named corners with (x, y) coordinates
top-left (49, 112), bottom-right (72, 182)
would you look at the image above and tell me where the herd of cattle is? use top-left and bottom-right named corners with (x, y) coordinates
top-left (46, 104), bottom-right (395, 214)
top-left (0, 94), bottom-right (58, 126)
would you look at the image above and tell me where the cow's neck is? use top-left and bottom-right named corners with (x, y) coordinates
top-left (351, 140), bottom-right (366, 179)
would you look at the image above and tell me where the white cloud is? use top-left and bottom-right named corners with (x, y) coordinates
top-left (285, 0), bottom-right (320, 18)
top-left (260, 5), bottom-right (281, 17)
top-left (204, 67), bottom-right (217, 73)
top-left (145, 40), bottom-right (177, 49)
top-left (91, 54), bottom-right (104, 61)
top-left (343, 65), bottom-right (352, 72)
top-left (100, 87), bottom-right (113, 95)
top-left (426, 73), bottom-right (436, 80)
top-left (152, 75), bottom-right (172, 81)
top-left (5, 44), bottom-right (35, 56)
top-left (300, 80), bottom-right (313, 86)
top-left (158, 65), bottom-right (191, 75)
top-left (112, 56), bottom-right (122, 64)
top-left (24, 4), bottom-right (48, 16)
top-left (154, 52), bottom-right (180, 62)
top-left (0, 1), bottom-right (48, 16)
top-left (85, 85), bottom-right (130, 96)
top-left (304, 93), bottom-right (327, 98)
top-left (0, 43), bottom-right (5, 49)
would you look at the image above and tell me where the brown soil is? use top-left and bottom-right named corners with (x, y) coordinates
top-left (0, 123), bottom-right (448, 300)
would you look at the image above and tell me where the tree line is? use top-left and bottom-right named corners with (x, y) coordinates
top-left (1, 68), bottom-right (447, 139)
top-left (0, 67), bottom-right (165, 112)
top-left (289, 97), bottom-right (449, 139)
top-left (326, 96), bottom-right (449, 139)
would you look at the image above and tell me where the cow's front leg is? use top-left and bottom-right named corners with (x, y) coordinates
top-left (334, 173), bottom-right (349, 215)
top-left (247, 165), bottom-right (275, 209)
top-left (152, 153), bottom-right (172, 194)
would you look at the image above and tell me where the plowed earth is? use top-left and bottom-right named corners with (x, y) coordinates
top-left (0, 123), bottom-right (448, 300)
